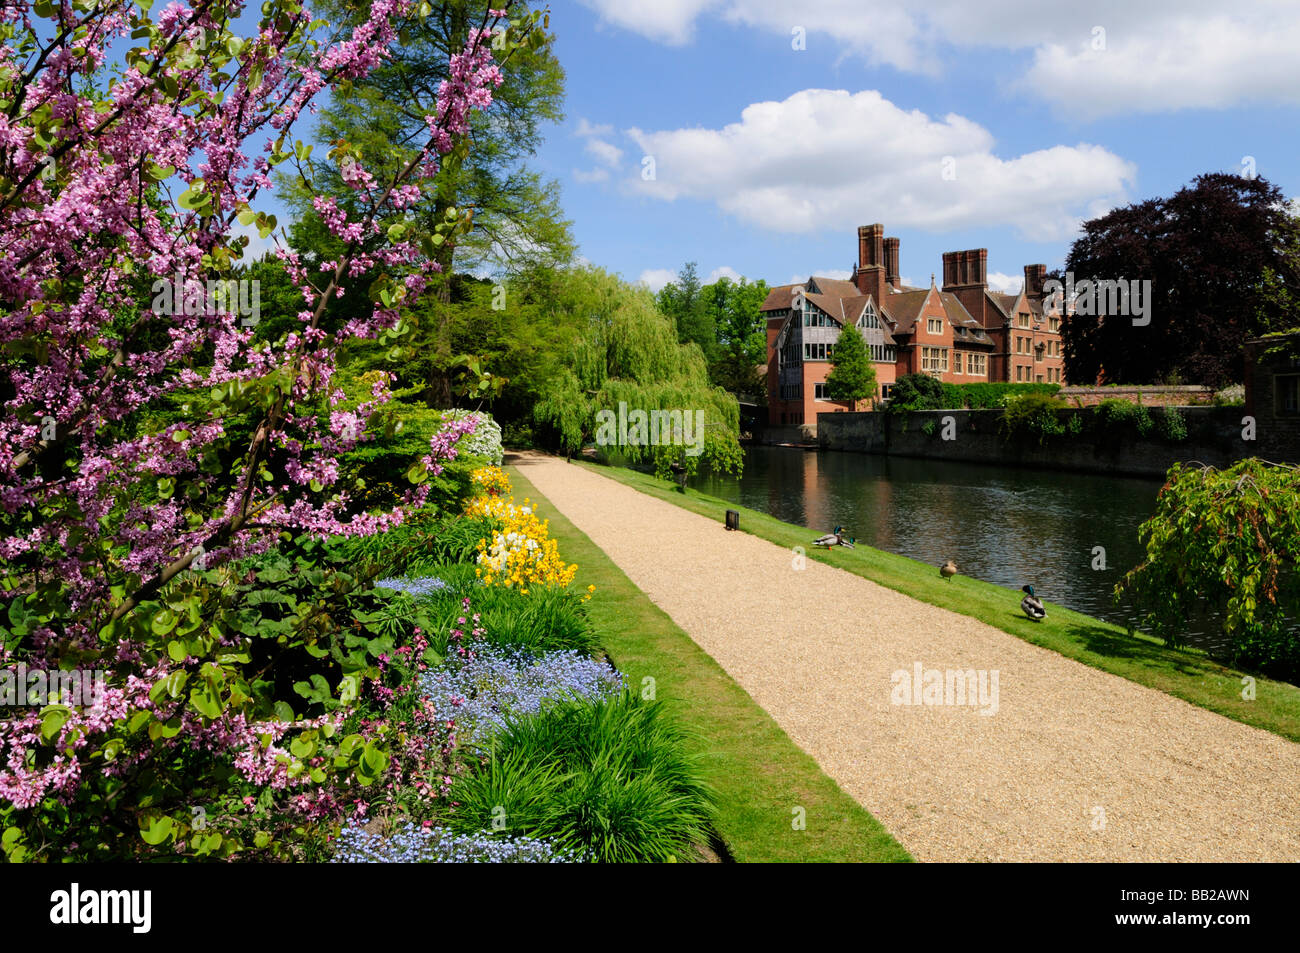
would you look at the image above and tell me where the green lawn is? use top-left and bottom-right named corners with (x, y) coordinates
top-left (507, 464), bottom-right (913, 863)
top-left (567, 457), bottom-right (1300, 745)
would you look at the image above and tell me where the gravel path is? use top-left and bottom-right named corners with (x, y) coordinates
top-left (512, 451), bottom-right (1300, 862)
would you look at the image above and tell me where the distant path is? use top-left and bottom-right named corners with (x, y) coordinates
top-left (510, 452), bottom-right (1300, 862)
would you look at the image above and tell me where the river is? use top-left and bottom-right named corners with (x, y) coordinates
top-left (690, 445), bottom-right (1227, 654)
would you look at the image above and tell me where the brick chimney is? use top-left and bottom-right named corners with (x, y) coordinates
top-left (854, 223), bottom-right (886, 301)
top-left (1023, 263), bottom-right (1046, 306)
top-left (884, 236), bottom-right (900, 290)
top-left (941, 248), bottom-right (989, 327)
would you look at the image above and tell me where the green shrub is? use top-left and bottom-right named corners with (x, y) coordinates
top-left (888, 373), bottom-right (945, 411)
top-left (920, 419), bottom-right (937, 437)
top-left (448, 692), bottom-right (713, 862)
top-left (1159, 407), bottom-right (1189, 442)
top-left (501, 419), bottom-right (536, 448)
top-left (1000, 392), bottom-right (1069, 444)
top-left (889, 376), bottom-right (1061, 412)
top-left (1117, 459), bottom-right (1300, 680)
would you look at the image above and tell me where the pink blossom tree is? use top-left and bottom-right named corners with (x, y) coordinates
top-left (0, 0), bottom-right (544, 859)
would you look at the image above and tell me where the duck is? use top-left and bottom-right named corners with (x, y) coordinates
top-left (1021, 584), bottom-right (1046, 620)
top-left (940, 559), bottom-right (958, 582)
top-left (813, 526), bottom-right (853, 549)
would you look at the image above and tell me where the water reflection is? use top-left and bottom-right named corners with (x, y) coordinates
top-left (692, 446), bottom-right (1226, 653)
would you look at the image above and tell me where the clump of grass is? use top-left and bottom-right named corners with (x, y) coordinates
top-left (405, 570), bottom-right (598, 656)
top-left (448, 691), bottom-right (714, 863)
top-left (333, 511), bottom-right (495, 577)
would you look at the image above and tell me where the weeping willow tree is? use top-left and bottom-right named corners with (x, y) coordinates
top-left (533, 267), bottom-right (743, 480)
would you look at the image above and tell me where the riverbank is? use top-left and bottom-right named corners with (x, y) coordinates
top-left (513, 451), bottom-right (1300, 861)
top-left (574, 457), bottom-right (1300, 743)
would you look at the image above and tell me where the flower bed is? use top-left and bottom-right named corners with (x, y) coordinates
top-left (320, 467), bottom-right (713, 863)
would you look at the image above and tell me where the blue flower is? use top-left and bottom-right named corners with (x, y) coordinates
top-left (375, 576), bottom-right (451, 598)
top-left (418, 645), bottom-right (624, 747)
top-left (331, 821), bottom-right (585, 863)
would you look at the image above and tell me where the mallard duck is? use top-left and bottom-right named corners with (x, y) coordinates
top-left (1021, 584), bottom-right (1046, 620)
top-left (940, 559), bottom-right (958, 581)
top-left (813, 526), bottom-right (852, 548)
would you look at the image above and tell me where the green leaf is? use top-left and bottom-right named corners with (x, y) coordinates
top-left (151, 608), bottom-right (178, 636)
top-left (40, 705), bottom-right (70, 742)
top-left (139, 816), bottom-right (174, 846)
top-left (190, 682), bottom-right (222, 719)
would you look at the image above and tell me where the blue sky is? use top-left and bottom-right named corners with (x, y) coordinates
top-left (519, 0), bottom-right (1300, 294)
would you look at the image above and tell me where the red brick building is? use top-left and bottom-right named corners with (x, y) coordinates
top-left (763, 223), bottom-right (1067, 426)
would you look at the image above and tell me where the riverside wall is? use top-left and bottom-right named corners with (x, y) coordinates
top-left (816, 407), bottom-right (1257, 477)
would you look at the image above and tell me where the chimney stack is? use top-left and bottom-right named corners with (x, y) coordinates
top-left (941, 248), bottom-right (990, 327)
top-left (855, 224), bottom-right (886, 299)
top-left (1023, 263), bottom-right (1046, 304)
top-left (884, 236), bottom-right (900, 290)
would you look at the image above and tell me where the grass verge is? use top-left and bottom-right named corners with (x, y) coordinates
top-left (507, 464), bottom-right (913, 863)
top-left (567, 457), bottom-right (1300, 745)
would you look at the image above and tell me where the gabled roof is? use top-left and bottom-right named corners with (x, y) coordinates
top-left (939, 292), bottom-right (980, 327)
top-left (808, 276), bottom-right (861, 300)
top-left (760, 284), bottom-right (798, 312)
top-left (838, 294), bottom-right (898, 346)
top-left (878, 289), bottom-right (931, 334)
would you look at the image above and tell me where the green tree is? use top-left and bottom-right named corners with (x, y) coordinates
top-left (285, 0), bottom-right (574, 404)
top-left (1117, 459), bottom-right (1300, 681)
top-left (534, 267), bottom-right (743, 481)
top-left (824, 322), bottom-right (877, 405)
top-left (702, 275), bottom-right (769, 398)
top-left (656, 262), bottom-right (718, 362)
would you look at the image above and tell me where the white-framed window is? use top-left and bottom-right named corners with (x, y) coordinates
top-left (927, 318), bottom-right (943, 334)
top-left (881, 383), bottom-right (894, 400)
top-left (859, 306), bottom-right (879, 329)
top-left (1018, 312), bottom-right (1031, 329)
top-left (953, 353), bottom-right (963, 374)
top-left (814, 383), bottom-right (829, 400)
top-left (921, 347), bottom-right (948, 372)
top-left (966, 353), bottom-right (986, 376)
top-left (803, 342), bottom-right (831, 361)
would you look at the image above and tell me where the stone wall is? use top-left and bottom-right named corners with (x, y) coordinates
top-left (818, 407), bottom-right (1255, 476)
top-left (1058, 385), bottom-right (1214, 407)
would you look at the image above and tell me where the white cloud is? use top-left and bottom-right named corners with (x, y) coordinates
top-left (584, 138), bottom-right (624, 167)
top-left (577, 0), bottom-right (1300, 115)
top-left (637, 268), bottom-right (678, 292)
top-left (577, 0), bottom-right (717, 44)
top-left (628, 88), bottom-right (1135, 240)
top-left (987, 271), bottom-right (1023, 294)
top-left (1020, 13), bottom-right (1300, 118)
top-left (573, 167), bottom-right (611, 184)
top-left (576, 118), bottom-right (615, 138)
top-left (705, 265), bottom-right (743, 284)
